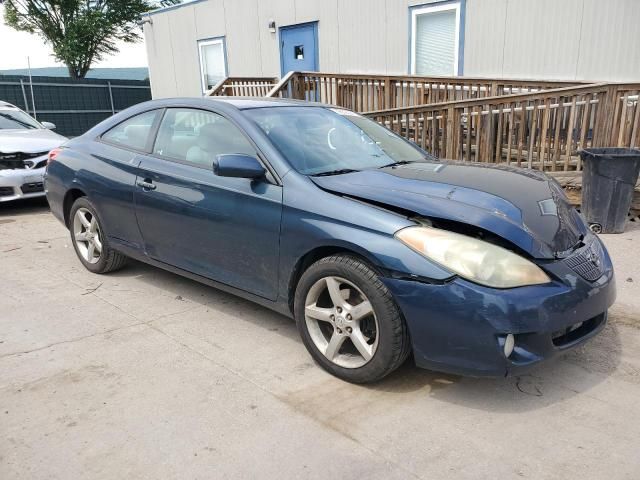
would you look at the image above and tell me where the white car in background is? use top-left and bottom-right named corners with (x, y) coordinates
top-left (0, 101), bottom-right (67, 202)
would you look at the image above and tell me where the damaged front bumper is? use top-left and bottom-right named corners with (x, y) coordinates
top-left (382, 236), bottom-right (616, 377)
top-left (0, 162), bottom-right (47, 202)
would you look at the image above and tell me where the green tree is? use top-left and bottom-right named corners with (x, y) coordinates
top-left (2, 0), bottom-right (179, 78)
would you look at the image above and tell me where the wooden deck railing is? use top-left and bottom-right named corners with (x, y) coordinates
top-left (365, 83), bottom-right (640, 171)
top-left (210, 71), bottom-right (639, 172)
top-left (207, 76), bottom-right (279, 97)
top-left (267, 71), bottom-right (580, 111)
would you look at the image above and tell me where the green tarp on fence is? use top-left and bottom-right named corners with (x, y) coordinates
top-left (0, 75), bottom-right (151, 137)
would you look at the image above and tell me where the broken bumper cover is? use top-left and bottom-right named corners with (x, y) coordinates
top-left (382, 238), bottom-right (616, 377)
top-left (0, 164), bottom-right (46, 202)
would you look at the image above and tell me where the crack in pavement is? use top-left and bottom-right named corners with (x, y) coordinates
top-left (0, 320), bottom-right (150, 360)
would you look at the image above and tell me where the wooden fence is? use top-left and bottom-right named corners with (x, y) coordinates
top-left (208, 76), bottom-right (278, 97)
top-left (267, 71), bottom-right (579, 111)
top-left (207, 72), bottom-right (639, 172)
top-left (366, 83), bottom-right (640, 171)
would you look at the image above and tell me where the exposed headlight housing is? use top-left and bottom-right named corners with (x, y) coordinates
top-left (395, 226), bottom-right (551, 288)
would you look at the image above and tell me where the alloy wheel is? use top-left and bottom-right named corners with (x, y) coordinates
top-left (73, 208), bottom-right (103, 264)
top-left (304, 276), bottom-right (379, 368)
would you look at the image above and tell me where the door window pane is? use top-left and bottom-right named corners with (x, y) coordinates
top-left (153, 108), bottom-right (256, 167)
top-left (412, 4), bottom-right (459, 76)
top-left (199, 39), bottom-right (227, 93)
top-left (101, 110), bottom-right (159, 151)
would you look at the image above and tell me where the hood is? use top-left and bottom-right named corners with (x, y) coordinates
top-left (0, 128), bottom-right (67, 154)
top-left (312, 161), bottom-right (588, 259)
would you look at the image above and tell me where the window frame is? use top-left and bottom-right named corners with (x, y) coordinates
top-left (197, 37), bottom-right (228, 95)
top-left (148, 107), bottom-right (281, 185)
top-left (98, 108), bottom-right (164, 154)
top-left (409, 1), bottom-right (464, 76)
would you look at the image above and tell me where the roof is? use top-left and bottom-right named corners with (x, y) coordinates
top-left (207, 97), bottom-right (324, 110)
top-left (147, 0), bottom-right (207, 16)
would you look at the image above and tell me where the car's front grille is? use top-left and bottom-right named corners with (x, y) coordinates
top-left (564, 240), bottom-right (604, 281)
top-left (20, 182), bottom-right (44, 194)
top-left (0, 186), bottom-right (15, 197)
top-left (552, 313), bottom-right (605, 347)
top-left (0, 151), bottom-right (48, 170)
top-left (0, 158), bottom-right (25, 170)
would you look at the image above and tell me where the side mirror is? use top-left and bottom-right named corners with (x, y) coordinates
top-left (214, 154), bottom-right (266, 179)
top-left (41, 121), bottom-right (56, 130)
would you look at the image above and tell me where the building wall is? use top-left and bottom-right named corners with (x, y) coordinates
top-left (144, 0), bottom-right (640, 98)
top-left (464, 0), bottom-right (640, 81)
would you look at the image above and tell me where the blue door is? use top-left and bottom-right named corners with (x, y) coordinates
top-left (280, 22), bottom-right (318, 75)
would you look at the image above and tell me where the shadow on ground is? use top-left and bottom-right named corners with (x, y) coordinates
top-left (105, 257), bottom-right (624, 414)
top-left (0, 197), bottom-right (50, 218)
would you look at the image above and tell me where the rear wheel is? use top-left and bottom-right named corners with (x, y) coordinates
top-left (294, 255), bottom-right (411, 383)
top-left (69, 197), bottom-right (127, 274)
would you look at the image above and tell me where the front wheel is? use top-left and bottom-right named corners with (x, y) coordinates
top-left (294, 255), bottom-right (411, 383)
top-left (69, 197), bottom-right (127, 274)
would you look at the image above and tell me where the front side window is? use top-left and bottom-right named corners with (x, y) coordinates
top-left (153, 108), bottom-right (256, 167)
top-left (101, 110), bottom-right (160, 151)
top-left (246, 107), bottom-right (427, 175)
top-left (411, 2), bottom-right (461, 76)
top-left (198, 38), bottom-right (227, 94)
top-left (0, 107), bottom-right (41, 130)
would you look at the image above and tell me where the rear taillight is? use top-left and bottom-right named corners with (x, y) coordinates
top-left (48, 148), bottom-right (62, 165)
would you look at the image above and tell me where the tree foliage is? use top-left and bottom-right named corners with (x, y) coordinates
top-left (3, 0), bottom-right (179, 78)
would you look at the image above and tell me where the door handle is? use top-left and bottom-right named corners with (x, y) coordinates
top-left (136, 179), bottom-right (156, 190)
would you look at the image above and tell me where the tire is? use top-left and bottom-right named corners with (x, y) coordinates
top-left (69, 197), bottom-right (127, 274)
top-left (294, 254), bottom-right (411, 383)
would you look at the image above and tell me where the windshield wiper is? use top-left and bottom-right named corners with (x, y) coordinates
top-left (378, 160), bottom-right (415, 169)
top-left (312, 168), bottom-right (359, 177)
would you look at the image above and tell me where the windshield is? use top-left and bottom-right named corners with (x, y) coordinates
top-left (245, 106), bottom-right (429, 175)
top-left (0, 108), bottom-right (41, 130)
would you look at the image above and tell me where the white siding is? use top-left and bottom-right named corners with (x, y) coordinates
top-left (462, 0), bottom-right (507, 76)
top-left (222, 0), bottom-right (263, 76)
top-left (256, 0), bottom-right (297, 76)
top-left (168, 7), bottom-right (201, 96)
top-left (464, 0), bottom-right (640, 81)
top-left (337, 0), bottom-right (388, 74)
top-left (144, 0), bottom-right (640, 98)
top-left (144, 14), bottom-right (178, 98)
top-left (502, 0), bottom-right (583, 80)
top-left (576, 0), bottom-right (640, 81)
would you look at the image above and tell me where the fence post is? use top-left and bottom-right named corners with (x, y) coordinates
top-left (19, 79), bottom-right (29, 112)
top-left (593, 85), bottom-right (618, 147)
top-left (107, 81), bottom-right (115, 114)
top-left (490, 81), bottom-right (500, 97)
top-left (446, 105), bottom-right (458, 159)
top-left (384, 77), bottom-right (392, 110)
top-left (292, 74), bottom-right (302, 100)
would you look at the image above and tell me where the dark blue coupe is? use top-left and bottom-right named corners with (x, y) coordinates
top-left (44, 98), bottom-right (616, 383)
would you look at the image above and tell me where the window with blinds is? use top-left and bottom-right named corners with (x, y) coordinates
top-left (411, 3), bottom-right (461, 76)
top-left (198, 38), bottom-right (227, 94)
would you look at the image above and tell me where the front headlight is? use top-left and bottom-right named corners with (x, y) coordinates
top-left (395, 226), bottom-right (550, 288)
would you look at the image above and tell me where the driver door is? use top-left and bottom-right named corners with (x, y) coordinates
top-left (133, 108), bottom-right (282, 300)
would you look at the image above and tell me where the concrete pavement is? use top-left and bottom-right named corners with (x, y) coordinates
top-left (1, 198), bottom-right (639, 479)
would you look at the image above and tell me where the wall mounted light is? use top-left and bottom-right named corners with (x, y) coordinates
top-left (136, 15), bottom-right (153, 27)
top-left (268, 20), bottom-right (276, 33)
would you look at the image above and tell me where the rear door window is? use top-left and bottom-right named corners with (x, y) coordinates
top-left (101, 110), bottom-right (160, 151)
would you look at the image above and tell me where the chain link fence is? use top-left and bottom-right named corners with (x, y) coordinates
top-left (0, 75), bottom-right (151, 137)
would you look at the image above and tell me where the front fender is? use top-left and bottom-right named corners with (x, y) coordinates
top-left (278, 176), bottom-right (454, 301)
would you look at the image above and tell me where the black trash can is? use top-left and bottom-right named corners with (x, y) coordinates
top-left (579, 148), bottom-right (640, 234)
